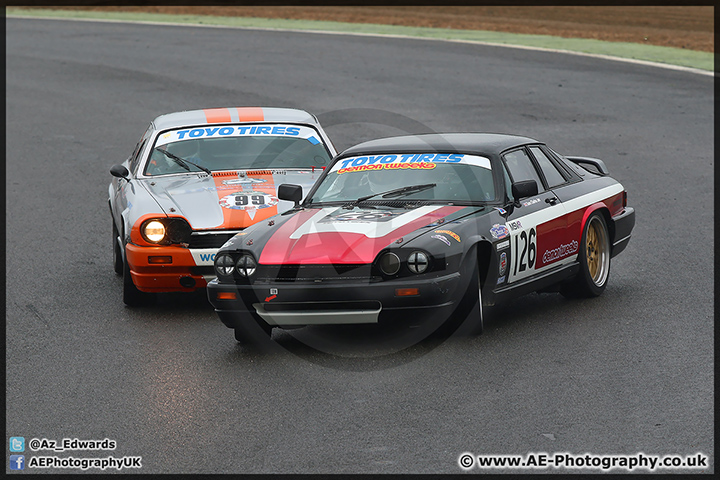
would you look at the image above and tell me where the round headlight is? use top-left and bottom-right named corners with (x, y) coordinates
top-left (407, 251), bottom-right (429, 274)
top-left (236, 254), bottom-right (257, 277)
top-left (215, 254), bottom-right (235, 276)
top-left (143, 220), bottom-right (166, 243)
top-left (379, 252), bottom-right (401, 275)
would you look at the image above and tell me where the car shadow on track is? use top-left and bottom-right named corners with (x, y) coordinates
top-left (224, 290), bottom-right (627, 371)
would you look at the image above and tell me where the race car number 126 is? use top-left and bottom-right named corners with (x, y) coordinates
top-left (513, 227), bottom-right (536, 276)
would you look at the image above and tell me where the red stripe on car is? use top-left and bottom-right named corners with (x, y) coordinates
top-left (236, 107), bottom-right (264, 122)
top-left (203, 108), bottom-right (232, 123)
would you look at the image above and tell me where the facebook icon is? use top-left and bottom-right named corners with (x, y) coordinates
top-left (10, 455), bottom-right (25, 470)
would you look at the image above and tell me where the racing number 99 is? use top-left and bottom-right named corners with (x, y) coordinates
top-left (513, 228), bottom-right (536, 275)
top-left (234, 194), bottom-right (266, 206)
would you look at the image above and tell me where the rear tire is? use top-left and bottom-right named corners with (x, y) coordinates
top-left (122, 249), bottom-right (155, 307)
top-left (561, 212), bottom-right (610, 298)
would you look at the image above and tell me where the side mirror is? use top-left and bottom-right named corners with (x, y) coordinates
top-left (511, 180), bottom-right (538, 200)
top-left (110, 164), bottom-right (130, 181)
top-left (278, 184), bottom-right (302, 208)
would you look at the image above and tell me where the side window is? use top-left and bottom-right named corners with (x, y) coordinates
top-left (529, 146), bottom-right (566, 188)
top-left (501, 162), bottom-right (514, 203)
top-left (128, 124), bottom-right (153, 175)
top-left (502, 148), bottom-right (545, 192)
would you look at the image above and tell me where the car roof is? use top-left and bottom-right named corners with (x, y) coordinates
top-left (152, 107), bottom-right (320, 131)
top-left (338, 133), bottom-right (541, 158)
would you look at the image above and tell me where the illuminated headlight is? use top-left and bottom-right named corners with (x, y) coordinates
top-left (215, 254), bottom-right (235, 276)
top-left (236, 254), bottom-right (257, 277)
top-left (407, 251), bottom-right (429, 274)
top-left (379, 252), bottom-right (401, 275)
top-left (143, 220), bottom-right (166, 243)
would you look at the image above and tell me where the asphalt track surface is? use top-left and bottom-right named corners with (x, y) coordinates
top-left (5, 18), bottom-right (714, 474)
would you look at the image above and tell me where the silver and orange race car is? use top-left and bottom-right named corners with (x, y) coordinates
top-left (109, 107), bottom-right (336, 306)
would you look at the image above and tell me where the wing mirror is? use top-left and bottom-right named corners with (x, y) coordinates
top-left (278, 184), bottom-right (303, 208)
top-left (511, 180), bottom-right (538, 201)
top-left (110, 164), bottom-right (131, 181)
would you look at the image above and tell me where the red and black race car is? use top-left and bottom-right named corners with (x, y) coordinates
top-left (207, 133), bottom-right (635, 344)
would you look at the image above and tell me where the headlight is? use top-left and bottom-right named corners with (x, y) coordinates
top-left (378, 252), bottom-right (401, 275)
top-left (143, 220), bottom-right (166, 243)
top-left (138, 218), bottom-right (192, 245)
top-left (215, 254), bottom-right (235, 276)
top-left (236, 254), bottom-right (257, 277)
top-left (407, 251), bottom-right (429, 274)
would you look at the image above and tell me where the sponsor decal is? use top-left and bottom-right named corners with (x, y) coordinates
top-left (434, 229), bottom-right (460, 242)
top-left (499, 252), bottom-right (507, 276)
top-left (318, 210), bottom-right (398, 223)
top-left (542, 240), bottom-right (579, 264)
top-left (270, 288), bottom-right (278, 295)
top-left (494, 207), bottom-right (507, 215)
top-left (496, 240), bottom-right (510, 250)
top-left (222, 177), bottom-right (266, 186)
top-left (337, 162), bottom-right (437, 175)
top-left (496, 275), bottom-right (506, 285)
top-left (507, 220), bottom-right (523, 231)
top-left (155, 124), bottom-right (321, 147)
top-left (522, 198), bottom-right (541, 207)
top-left (490, 223), bottom-right (510, 239)
top-left (431, 234), bottom-right (452, 246)
top-left (331, 153), bottom-right (492, 174)
top-left (191, 249), bottom-right (218, 265)
top-left (177, 125), bottom-right (300, 140)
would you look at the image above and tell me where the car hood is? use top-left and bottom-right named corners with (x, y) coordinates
top-left (256, 205), bottom-right (470, 265)
top-left (140, 169), bottom-right (323, 230)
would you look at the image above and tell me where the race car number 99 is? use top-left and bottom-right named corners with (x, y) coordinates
top-left (219, 191), bottom-right (278, 210)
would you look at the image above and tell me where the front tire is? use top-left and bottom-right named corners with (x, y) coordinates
top-left (233, 318), bottom-right (274, 345)
top-left (434, 251), bottom-right (484, 337)
top-left (122, 249), bottom-right (155, 307)
top-left (112, 220), bottom-right (123, 276)
top-left (562, 212), bottom-right (611, 298)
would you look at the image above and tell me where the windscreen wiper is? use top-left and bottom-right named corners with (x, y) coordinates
top-left (155, 147), bottom-right (211, 175)
top-left (353, 183), bottom-right (436, 204)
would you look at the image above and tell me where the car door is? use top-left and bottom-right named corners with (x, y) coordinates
top-left (112, 124), bottom-right (153, 231)
top-left (500, 147), bottom-right (569, 285)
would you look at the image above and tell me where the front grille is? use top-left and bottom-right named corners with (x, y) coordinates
top-left (190, 266), bottom-right (215, 276)
top-left (188, 233), bottom-right (238, 249)
top-left (256, 264), bottom-right (378, 283)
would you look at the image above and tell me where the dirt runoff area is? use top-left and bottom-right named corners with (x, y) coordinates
top-left (27, 5), bottom-right (713, 52)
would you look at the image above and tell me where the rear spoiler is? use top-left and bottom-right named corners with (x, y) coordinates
top-left (565, 156), bottom-right (609, 176)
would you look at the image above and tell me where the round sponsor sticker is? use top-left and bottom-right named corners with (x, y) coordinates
top-left (219, 191), bottom-right (278, 210)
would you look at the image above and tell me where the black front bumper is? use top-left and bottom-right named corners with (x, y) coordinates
top-left (207, 271), bottom-right (465, 328)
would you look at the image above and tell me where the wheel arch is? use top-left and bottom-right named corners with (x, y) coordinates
top-left (582, 203), bottom-right (614, 243)
top-left (461, 236), bottom-right (494, 301)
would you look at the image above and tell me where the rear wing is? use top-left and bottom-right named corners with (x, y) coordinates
top-left (565, 156), bottom-right (609, 176)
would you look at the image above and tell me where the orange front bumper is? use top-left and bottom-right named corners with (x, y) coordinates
top-left (125, 244), bottom-right (210, 293)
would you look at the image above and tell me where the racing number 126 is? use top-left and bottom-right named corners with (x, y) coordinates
top-left (513, 228), bottom-right (536, 275)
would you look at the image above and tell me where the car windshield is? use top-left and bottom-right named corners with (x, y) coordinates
top-left (308, 153), bottom-right (495, 204)
top-left (144, 124), bottom-right (332, 176)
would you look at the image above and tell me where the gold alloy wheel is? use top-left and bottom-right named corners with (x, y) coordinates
top-left (586, 216), bottom-right (609, 286)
